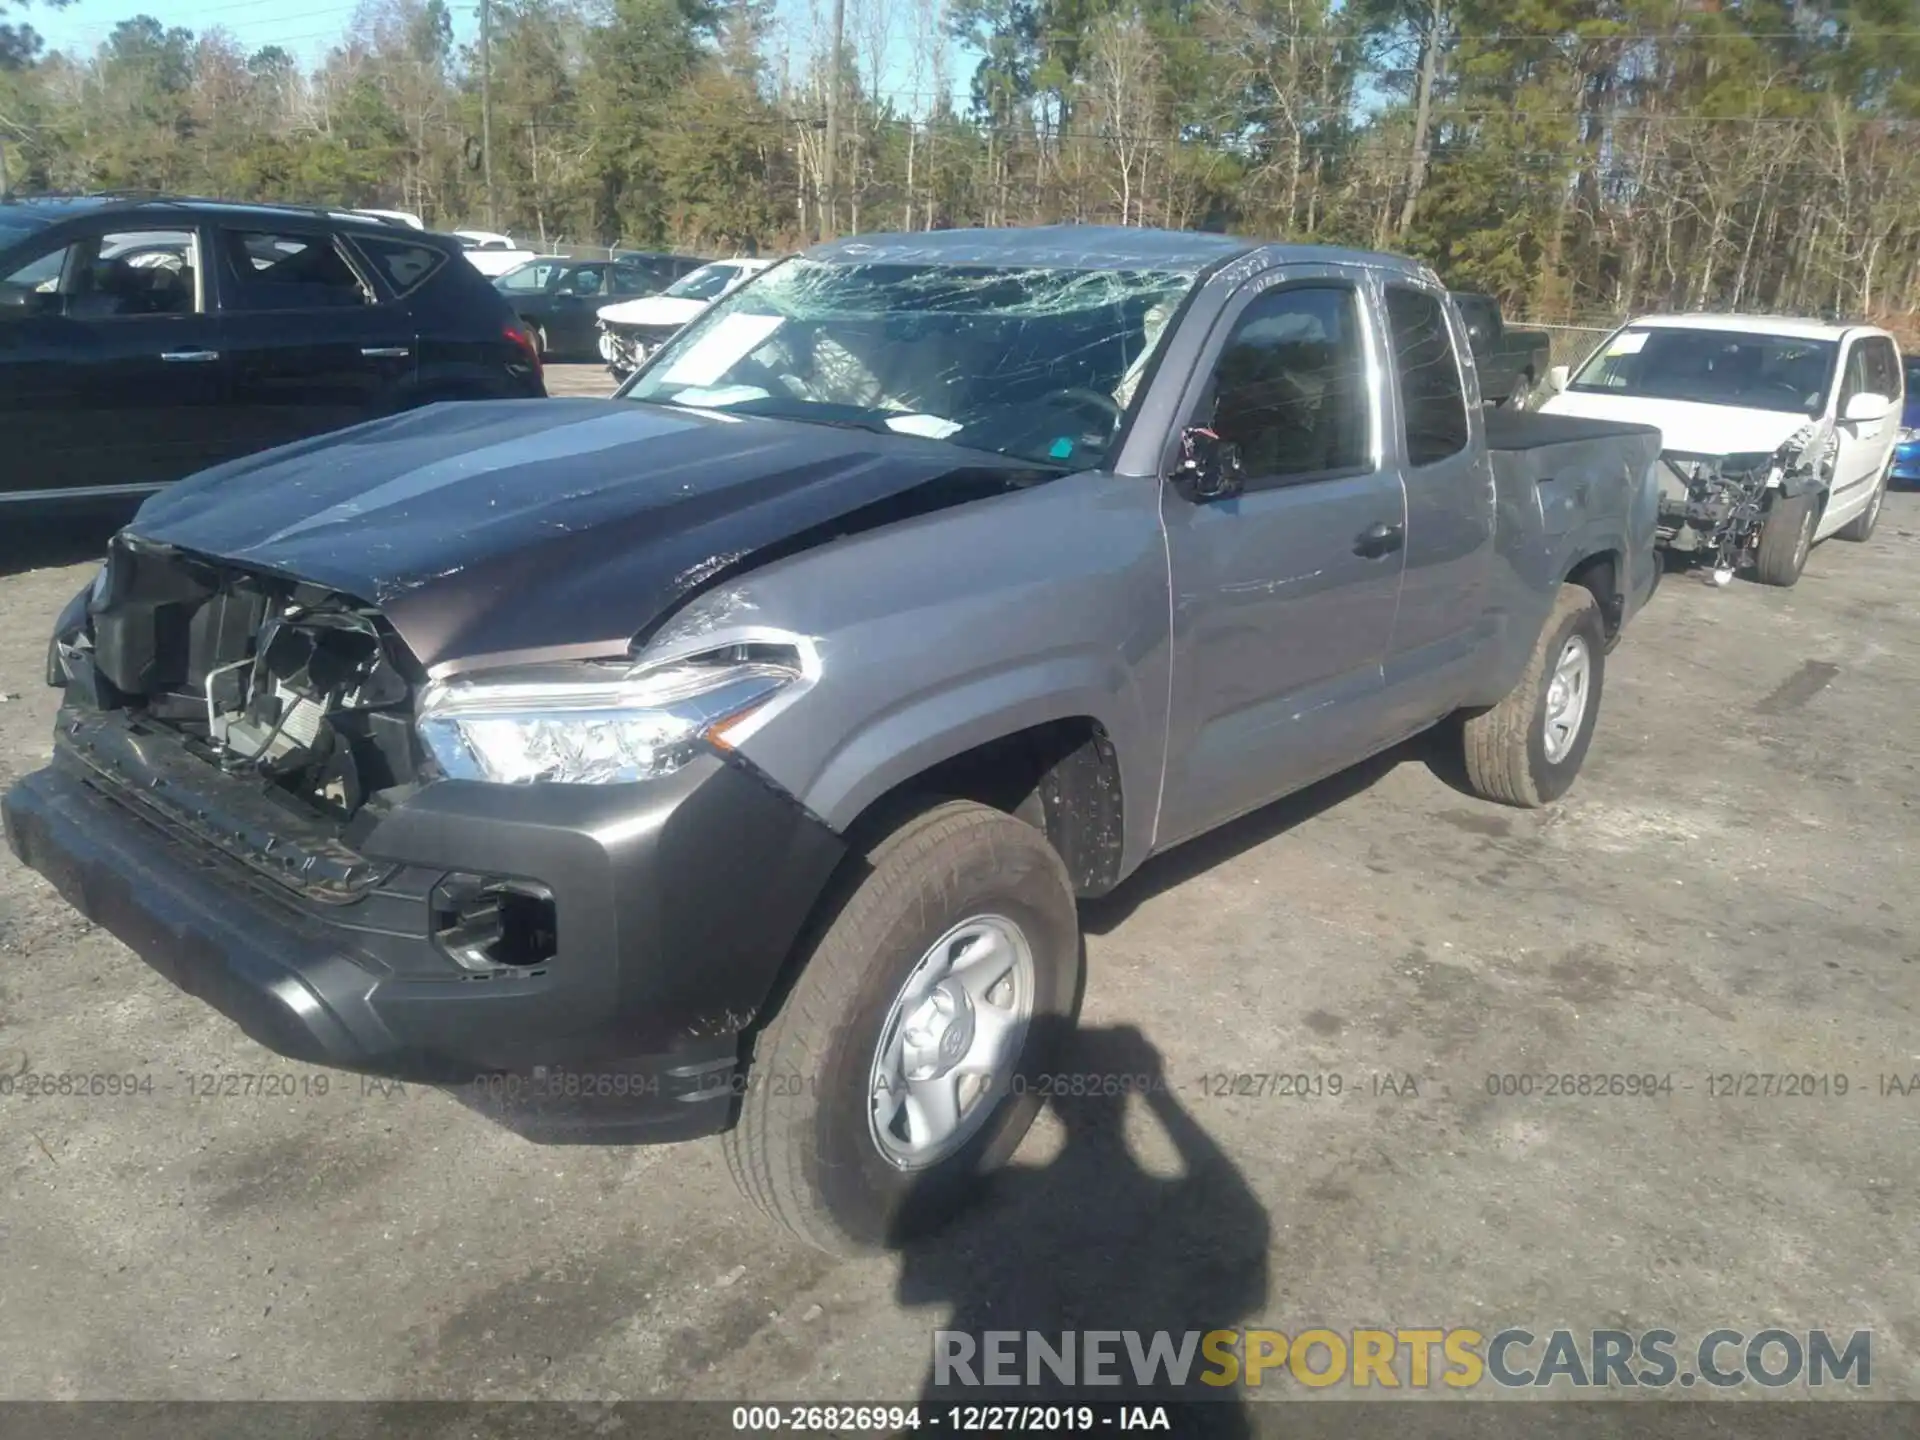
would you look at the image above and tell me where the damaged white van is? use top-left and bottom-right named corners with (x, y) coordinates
top-left (1540, 315), bottom-right (1901, 586)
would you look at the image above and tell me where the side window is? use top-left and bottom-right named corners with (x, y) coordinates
top-left (218, 230), bottom-right (369, 311)
top-left (3, 242), bottom-right (73, 296)
top-left (1455, 295), bottom-right (1496, 348)
top-left (352, 235), bottom-right (446, 296)
top-left (1866, 338), bottom-right (1901, 400)
top-left (1839, 341), bottom-right (1872, 403)
top-left (568, 265), bottom-right (606, 296)
top-left (1386, 285), bottom-right (1469, 466)
top-left (1200, 284), bottom-right (1369, 482)
top-left (609, 265), bottom-right (651, 295)
top-left (6, 229), bottom-right (200, 319)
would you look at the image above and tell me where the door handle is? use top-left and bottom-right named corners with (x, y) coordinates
top-left (361, 346), bottom-right (412, 358)
top-left (1353, 521), bottom-right (1405, 559)
top-left (159, 349), bottom-right (220, 363)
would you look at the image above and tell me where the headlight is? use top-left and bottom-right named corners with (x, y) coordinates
top-left (416, 643), bottom-right (808, 785)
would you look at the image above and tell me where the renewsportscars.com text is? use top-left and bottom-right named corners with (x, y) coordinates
top-left (933, 1327), bottom-right (1871, 1391)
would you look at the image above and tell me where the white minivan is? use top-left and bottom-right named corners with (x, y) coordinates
top-left (1540, 315), bottom-right (1902, 585)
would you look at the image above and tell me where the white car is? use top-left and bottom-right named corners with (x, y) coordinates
top-left (595, 258), bottom-right (777, 375)
top-left (1539, 315), bottom-right (1903, 586)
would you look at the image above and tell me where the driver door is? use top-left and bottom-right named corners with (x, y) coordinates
top-left (0, 223), bottom-right (232, 501)
top-left (1156, 273), bottom-right (1409, 847)
top-left (1831, 337), bottom-right (1894, 516)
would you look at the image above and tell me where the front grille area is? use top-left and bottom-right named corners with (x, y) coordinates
top-left (68, 535), bottom-right (426, 826)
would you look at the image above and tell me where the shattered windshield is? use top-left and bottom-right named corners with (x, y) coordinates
top-left (1570, 327), bottom-right (1838, 415)
top-left (622, 258), bottom-right (1199, 467)
top-left (663, 263), bottom-right (742, 302)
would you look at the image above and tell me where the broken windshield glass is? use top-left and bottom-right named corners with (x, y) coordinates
top-left (623, 258), bottom-right (1201, 468)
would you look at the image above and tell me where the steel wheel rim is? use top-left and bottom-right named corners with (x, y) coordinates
top-left (867, 914), bottom-right (1035, 1172)
top-left (1542, 634), bottom-right (1591, 765)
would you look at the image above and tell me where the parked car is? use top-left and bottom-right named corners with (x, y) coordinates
top-left (1893, 353), bottom-right (1920, 488)
top-left (350, 208), bottom-right (426, 231)
top-left (0, 195), bottom-right (545, 511)
top-left (492, 252), bottom-right (704, 359)
top-left (1539, 314), bottom-right (1901, 585)
top-left (596, 257), bottom-right (777, 375)
top-left (1451, 291), bottom-right (1552, 409)
top-left (4, 227), bottom-right (1662, 1252)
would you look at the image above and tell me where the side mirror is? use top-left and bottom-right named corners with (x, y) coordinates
top-left (1464, 321), bottom-right (1487, 348)
top-left (1170, 426), bottom-right (1244, 503)
top-left (1843, 391), bottom-right (1892, 424)
top-left (1546, 364), bottom-right (1571, 394)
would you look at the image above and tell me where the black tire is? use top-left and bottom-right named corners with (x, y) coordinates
top-left (1462, 584), bottom-right (1606, 808)
top-left (724, 800), bottom-right (1083, 1254)
top-left (1836, 468), bottom-right (1888, 542)
top-left (1752, 491), bottom-right (1817, 586)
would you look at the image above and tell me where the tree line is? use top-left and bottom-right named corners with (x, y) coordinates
top-left (0, 0), bottom-right (1916, 330)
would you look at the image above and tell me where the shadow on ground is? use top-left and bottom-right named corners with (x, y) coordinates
top-left (896, 1023), bottom-right (1268, 1436)
top-left (1083, 727), bottom-right (1479, 935)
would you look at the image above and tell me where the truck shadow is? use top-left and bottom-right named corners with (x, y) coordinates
top-left (893, 1022), bottom-right (1266, 1435)
top-left (1084, 728), bottom-right (1478, 936)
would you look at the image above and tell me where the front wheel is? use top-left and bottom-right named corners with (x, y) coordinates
top-left (1461, 584), bottom-right (1606, 808)
top-left (1752, 491), bottom-right (1818, 586)
top-left (724, 800), bottom-right (1083, 1253)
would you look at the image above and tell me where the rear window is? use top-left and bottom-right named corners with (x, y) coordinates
top-left (1386, 285), bottom-right (1469, 465)
top-left (353, 235), bottom-right (446, 295)
top-left (219, 230), bottom-right (369, 311)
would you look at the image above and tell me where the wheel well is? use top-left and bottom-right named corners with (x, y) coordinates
top-left (845, 718), bottom-right (1125, 898)
top-left (1566, 550), bottom-right (1623, 639)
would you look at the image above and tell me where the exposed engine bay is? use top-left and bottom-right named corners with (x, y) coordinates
top-left (1655, 421), bottom-right (1838, 580)
top-left (57, 536), bottom-right (423, 821)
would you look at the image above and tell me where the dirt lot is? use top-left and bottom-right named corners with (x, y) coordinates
top-left (1, 371), bottom-right (1916, 1406)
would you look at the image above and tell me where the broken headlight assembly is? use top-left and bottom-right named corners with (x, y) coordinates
top-left (415, 641), bottom-right (811, 785)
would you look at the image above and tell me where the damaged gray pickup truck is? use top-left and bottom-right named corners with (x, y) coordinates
top-left (4, 228), bottom-right (1663, 1252)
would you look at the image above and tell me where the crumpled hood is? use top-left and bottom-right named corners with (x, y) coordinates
top-left (598, 294), bottom-right (705, 328)
top-left (128, 398), bottom-right (1046, 671)
top-left (1539, 392), bottom-right (1815, 457)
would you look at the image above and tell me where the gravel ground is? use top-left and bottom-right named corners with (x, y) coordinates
top-left (0, 380), bottom-right (1915, 1411)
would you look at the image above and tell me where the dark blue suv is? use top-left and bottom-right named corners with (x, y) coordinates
top-left (0, 195), bottom-right (546, 510)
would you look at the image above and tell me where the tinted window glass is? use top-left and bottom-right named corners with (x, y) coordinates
top-left (1865, 337), bottom-right (1900, 399)
top-left (566, 265), bottom-right (606, 296)
top-left (497, 260), bottom-right (560, 292)
top-left (1454, 294), bottom-right (1497, 347)
top-left (610, 265), bottom-right (654, 295)
top-left (1202, 285), bottom-right (1369, 480)
top-left (355, 235), bottom-right (445, 295)
top-left (1386, 285), bottom-right (1468, 465)
top-left (5, 229), bottom-right (199, 318)
top-left (219, 230), bottom-right (367, 311)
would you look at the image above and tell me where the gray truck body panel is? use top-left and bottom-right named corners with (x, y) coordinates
top-left (645, 244), bottom-right (1663, 888)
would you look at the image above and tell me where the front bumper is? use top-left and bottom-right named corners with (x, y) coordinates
top-left (3, 709), bottom-right (847, 1142)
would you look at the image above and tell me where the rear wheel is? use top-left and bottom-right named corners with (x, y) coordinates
top-left (1836, 468), bottom-right (1888, 542)
top-left (531, 323), bottom-right (550, 359)
top-left (1752, 491), bottom-right (1818, 586)
top-left (724, 800), bottom-right (1083, 1253)
top-left (1462, 584), bottom-right (1605, 808)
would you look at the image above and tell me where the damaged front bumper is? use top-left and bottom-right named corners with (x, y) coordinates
top-left (2, 707), bottom-right (847, 1143)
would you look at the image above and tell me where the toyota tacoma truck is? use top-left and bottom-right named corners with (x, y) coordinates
top-left (4, 228), bottom-right (1662, 1253)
